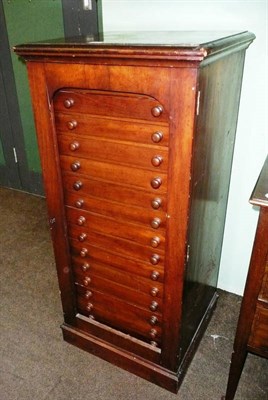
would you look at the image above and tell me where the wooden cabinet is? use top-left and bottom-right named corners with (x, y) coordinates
top-left (14, 31), bottom-right (255, 393)
top-left (225, 156), bottom-right (268, 400)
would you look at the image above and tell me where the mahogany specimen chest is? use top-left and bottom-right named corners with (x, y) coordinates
top-left (14, 31), bottom-right (255, 392)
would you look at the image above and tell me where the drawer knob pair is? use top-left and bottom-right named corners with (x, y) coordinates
top-left (81, 262), bottom-right (90, 271)
top-left (75, 199), bottom-right (84, 208)
top-left (83, 276), bottom-right (91, 286)
top-left (150, 316), bottom-right (158, 326)
top-left (77, 216), bottom-right (86, 226)
top-left (150, 301), bottom-right (159, 312)
top-left (150, 254), bottom-right (160, 265)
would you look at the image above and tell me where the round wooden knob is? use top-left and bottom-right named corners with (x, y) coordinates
top-left (151, 156), bottom-right (163, 167)
top-left (150, 287), bottom-right (159, 297)
top-left (85, 290), bottom-right (92, 298)
top-left (80, 248), bottom-right (88, 258)
top-left (69, 141), bottom-right (80, 151)
top-left (81, 263), bottom-right (90, 271)
top-left (149, 301), bottom-right (159, 311)
top-left (77, 216), bottom-right (86, 226)
top-left (151, 198), bottom-right (162, 209)
top-left (150, 316), bottom-right (158, 326)
top-left (64, 98), bottom-right (74, 108)
top-left (150, 271), bottom-right (160, 281)
top-left (75, 199), bottom-right (84, 208)
top-left (73, 181), bottom-right (83, 191)
top-left (83, 276), bottom-right (91, 286)
top-left (150, 237), bottom-right (160, 248)
top-left (86, 302), bottom-right (93, 311)
top-left (151, 105), bottom-right (163, 117)
top-left (151, 217), bottom-right (161, 229)
top-left (67, 120), bottom-right (77, 130)
top-left (151, 177), bottom-right (162, 189)
top-left (71, 161), bottom-right (81, 171)
top-left (149, 328), bottom-right (157, 339)
top-left (78, 233), bottom-right (87, 242)
top-left (150, 341), bottom-right (158, 347)
top-left (150, 254), bottom-right (160, 265)
top-left (151, 131), bottom-right (163, 143)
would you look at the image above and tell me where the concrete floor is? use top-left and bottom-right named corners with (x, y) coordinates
top-left (0, 187), bottom-right (267, 400)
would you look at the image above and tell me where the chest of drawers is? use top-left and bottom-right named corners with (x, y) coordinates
top-left (225, 156), bottom-right (268, 400)
top-left (14, 31), bottom-right (255, 393)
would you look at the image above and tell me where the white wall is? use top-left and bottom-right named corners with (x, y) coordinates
top-left (102, 0), bottom-right (268, 295)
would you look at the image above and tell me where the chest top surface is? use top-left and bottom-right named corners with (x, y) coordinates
top-left (14, 30), bottom-right (255, 63)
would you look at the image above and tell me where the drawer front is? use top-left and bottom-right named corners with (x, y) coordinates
top-left (66, 207), bottom-right (165, 247)
top-left (60, 155), bottom-right (168, 192)
top-left (259, 261), bottom-right (268, 304)
top-left (76, 285), bottom-right (162, 344)
top-left (55, 113), bottom-right (169, 147)
top-left (70, 238), bottom-right (165, 270)
top-left (69, 225), bottom-right (165, 260)
top-left (72, 257), bottom-right (163, 290)
top-left (72, 253), bottom-right (164, 282)
top-left (54, 88), bottom-right (168, 345)
top-left (74, 269), bottom-right (163, 313)
top-left (53, 89), bottom-right (169, 123)
top-left (64, 191), bottom-right (166, 226)
top-left (62, 173), bottom-right (166, 210)
top-left (57, 134), bottom-right (168, 172)
top-left (249, 304), bottom-right (268, 353)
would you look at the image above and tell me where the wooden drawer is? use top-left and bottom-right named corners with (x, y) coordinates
top-left (68, 225), bottom-right (165, 260)
top-left (60, 155), bottom-right (168, 192)
top-left (76, 286), bottom-right (162, 344)
top-left (55, 113), bottom-right (169, 147)
top-left (53, 89), bottom-right (169, 124)
top-left (70, 238), bottom-right (165, 270)
top-left (249, 304), bottom-right (268, 353)
top-left (64, 192), bottom-right (167, 226)
top-left (72, 254), bottom-right (164, 283)
top-left (57, 134), bottom-right (168, 172)
top-left (74, 269), bottom-right (163, 313)
top-left (72, 257), bottom-right (164, 289)
top-left (259, 261), bottom-right (268, 303)
top-left (62, 173), bottom-right (166, 210)
top-left (66, 207), bottom-right (165, 247)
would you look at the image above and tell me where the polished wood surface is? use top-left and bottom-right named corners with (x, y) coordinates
top-left (14, 31), bottom-right (255, 393)
top-left (225, 156), bottom-right (268, 400)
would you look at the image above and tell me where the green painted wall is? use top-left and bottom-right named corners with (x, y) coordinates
top-left (0, 137), bottom-right (5, 165)
top-left (3, 0), bottom-right (64, 173)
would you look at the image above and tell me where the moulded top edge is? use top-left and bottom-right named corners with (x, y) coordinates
top-left (13, 30), bottom-right (255, 61)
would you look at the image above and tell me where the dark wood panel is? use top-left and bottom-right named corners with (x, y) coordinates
top-left (249, 305), bottom-right (268, 353)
